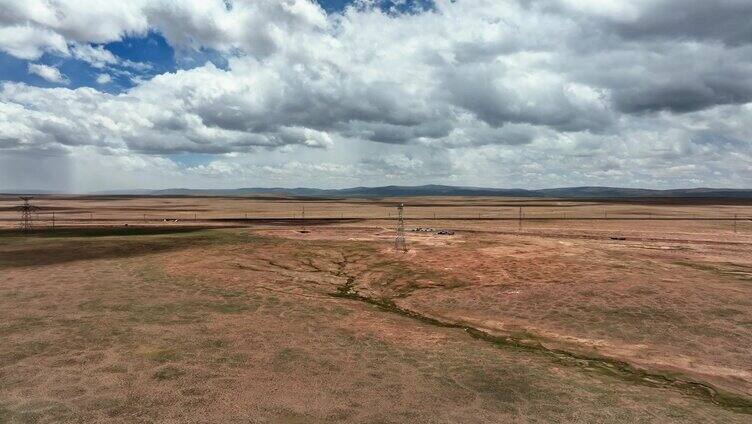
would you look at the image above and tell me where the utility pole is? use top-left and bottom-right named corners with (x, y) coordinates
top-left (395, 203), bottom-right (407, 252)
top-left (518, 206), bottom-right (522, 230)
top-left (734, 213), bottom-right (738, 234)
top-left (52, 211), bottom-right (55, 229)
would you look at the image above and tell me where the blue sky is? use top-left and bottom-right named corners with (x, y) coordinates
top-left (0, 31), bottom-right (224, 93)
top-left (317, 0), bottom-right (351, 12)
top-left (0, 0), bottom-right (431, 93)
top-left (0, 0), bottom-right (439, 184)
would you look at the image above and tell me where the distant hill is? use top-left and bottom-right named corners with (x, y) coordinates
top-left (139, 185), bottom-right (752, 199)
top-left (7, 185), bottom-right (752, 198)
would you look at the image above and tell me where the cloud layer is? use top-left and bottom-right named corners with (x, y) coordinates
top-left (1, 0), bottom-right (752, 191)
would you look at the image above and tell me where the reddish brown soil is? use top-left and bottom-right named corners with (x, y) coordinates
top-left (1, 196), bottom-right (751, 422)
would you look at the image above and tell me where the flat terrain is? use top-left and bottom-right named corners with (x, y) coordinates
top-left (1, 195), bottom-right (752, 422)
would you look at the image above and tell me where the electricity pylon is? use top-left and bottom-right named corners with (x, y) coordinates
top-left (395, 203), bottom-right (407, 252)
top-left (18, 197), bottom-right (35, 233)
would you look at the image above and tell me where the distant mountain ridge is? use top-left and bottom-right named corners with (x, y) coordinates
top-left (6, 185), bottom-right (752, 198)
top-left (143, 185), bottom-right (752, 199)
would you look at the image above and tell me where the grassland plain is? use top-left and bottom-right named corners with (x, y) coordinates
top-left (0, 220), bottom-right (750, 423)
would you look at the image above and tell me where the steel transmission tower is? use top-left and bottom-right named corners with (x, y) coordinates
top-left (18, 197), bottom-right (35, 233)
top-left (395, 203), bottom-right (407, 252)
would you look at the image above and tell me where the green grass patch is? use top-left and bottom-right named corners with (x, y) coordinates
top-left (674, 260), bottom-right (752, 283)
top-left (205, 301), bottom-right (250, 314)
top-left (0, 228), bottom-right (266, 269)
top-left (153, 366), bottom-right (185, 381)
top-left (271, 347), bottom-right (308, 372)
top-left (135, 264), bottom-right (249, 300)
top-left (0, 402), bottom-right (10, 423)
top-left (202, 339), bottom-right (230, 349)
top-left (0, 341), bottom-right (51, 365)
top-left (146, 349), bottom-right (180, 363)
top-left (98, 364), bottom-right (128, 374)
top-left (0, 226), bottom-right (213, 238)
top-left (709, 307), bottom-right (744, 318)
top-left (0, 316), bottom-right (46, 336)
top-left (129, 303), bottom-right (207, 325)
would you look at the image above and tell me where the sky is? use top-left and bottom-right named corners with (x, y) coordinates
top-left (1, 0), bottom-right (752, 192)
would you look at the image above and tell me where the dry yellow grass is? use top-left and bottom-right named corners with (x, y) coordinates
top-left (1, 195), bottom-right (752, 422)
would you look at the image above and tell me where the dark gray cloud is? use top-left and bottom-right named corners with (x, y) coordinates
top-left (614, 77), bottom-right (752, 114)
top-left (537, 0), bottom-right (752, 45)
top-left (442, 64), bottom-right (613, 132)
top-left (565, 42), bottom-right (752, 114)
top-left (609, 1), bottom-right (752, 46)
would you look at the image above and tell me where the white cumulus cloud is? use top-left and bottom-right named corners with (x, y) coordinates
top-left (1, 0), bottom-right (752, 191)
top-left (27, 63), bottom-right (69, 84)
top-left (95, 73), bottom-right (112, 84)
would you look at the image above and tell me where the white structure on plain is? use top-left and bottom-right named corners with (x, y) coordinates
top-left (395, 203), bottom-right (407, 252)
